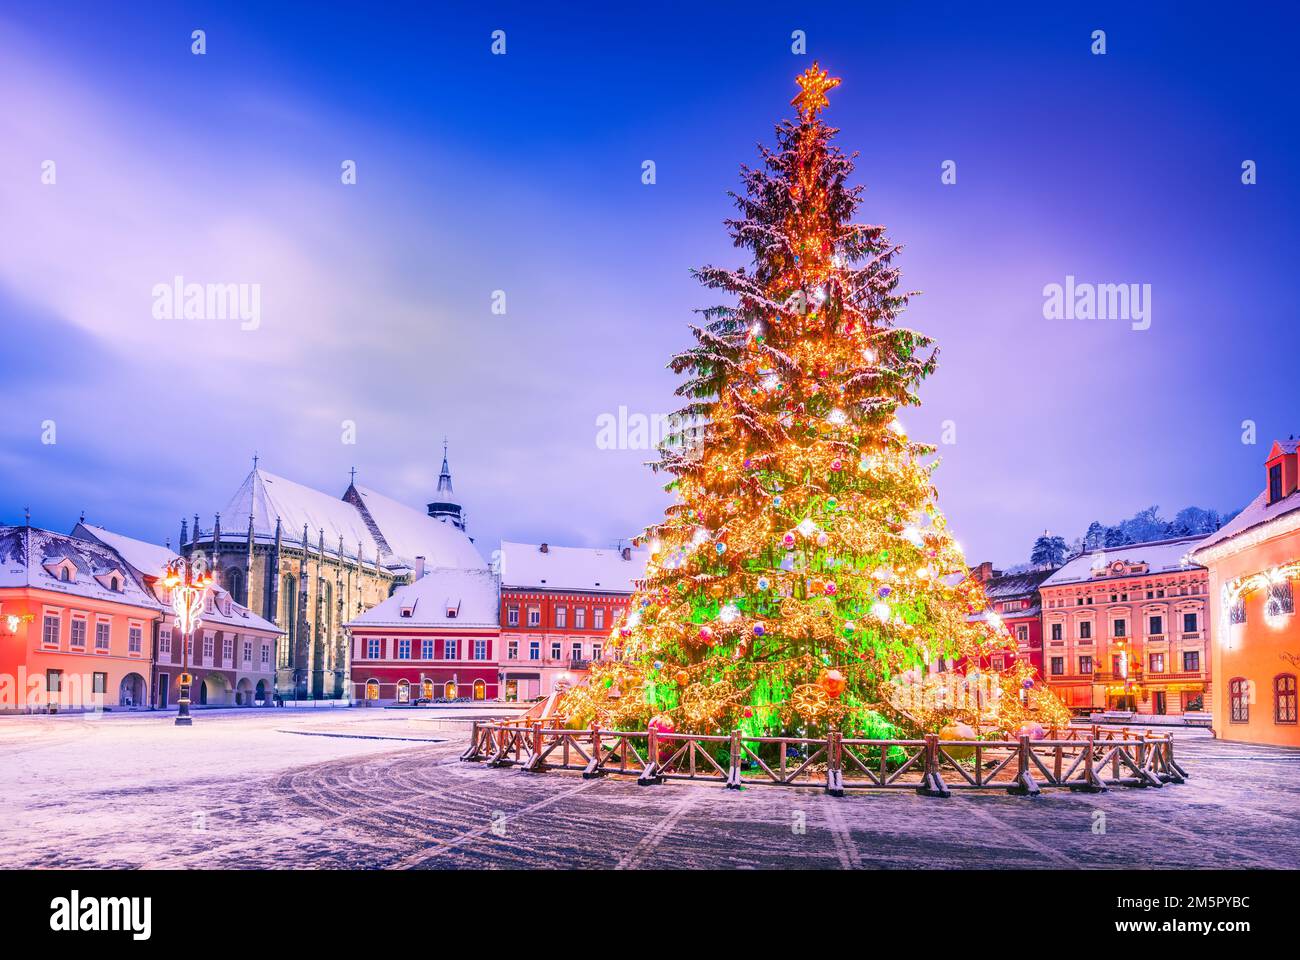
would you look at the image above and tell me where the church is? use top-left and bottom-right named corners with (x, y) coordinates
top-left (181, 447), bottom-right (485, 699)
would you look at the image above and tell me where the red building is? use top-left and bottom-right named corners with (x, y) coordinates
top-left (965, 562), bottom-right (1055, 677)
top-left (495, 541), bottom-right (646, 701)
top-left (345, 563), bottom-right (500, 704)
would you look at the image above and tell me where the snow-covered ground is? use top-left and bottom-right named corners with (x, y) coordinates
top-left (2, 708), bottom-right (1297, 869)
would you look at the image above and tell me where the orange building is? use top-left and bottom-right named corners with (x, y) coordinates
top-left (1039, 536), bottom-right (1211, 718)
top-left (1191, 439), bottom-right (1300, 747)
top-left (0, 524), bottom-right (160, 711)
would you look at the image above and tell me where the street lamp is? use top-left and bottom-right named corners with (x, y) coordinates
top-left (160, 553), bottom-right (213, 727)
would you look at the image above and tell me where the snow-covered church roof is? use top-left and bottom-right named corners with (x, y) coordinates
top-left (215, 468), bottom-right (485, 572)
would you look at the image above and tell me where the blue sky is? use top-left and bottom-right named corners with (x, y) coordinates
top-left (1, 1), bottom-right (1297, 566)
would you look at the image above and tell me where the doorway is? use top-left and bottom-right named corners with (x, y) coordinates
top-left (1153, 691), bottom-right (1166, 715)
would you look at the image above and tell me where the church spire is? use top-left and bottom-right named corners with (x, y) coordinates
top-left (427, 439), bottom-right (465, 532)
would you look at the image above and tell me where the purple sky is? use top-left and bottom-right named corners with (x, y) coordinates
top-left (1, 2), bottom-right (1297, 567)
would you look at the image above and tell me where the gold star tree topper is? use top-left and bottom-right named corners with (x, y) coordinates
top-left (791, 61), bottom-right (842, 119)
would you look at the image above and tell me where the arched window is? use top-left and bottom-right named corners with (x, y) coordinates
top-left (224, 568), bottom-right (245, 606)
top-left (1275, 674), bottom-right (1297, 724)
top-left (365, 680), bottom-right (379, 701)
top-left (473, 679), bottom-right (486, 701)
top-left (282, 575), bottom-right (297, 642)
top-left (1229, 678), bottom-right (1250, 723)
top-left (396, 679), bottom-right (410, 704)
top-left (60, 567), bottom-right (71, 582)
top-left (109, 576), bottom-right (119, 591)
top-left (444, 681), bottom-right (457, 699)
top-left (422, 679), bottom-right (434, 701)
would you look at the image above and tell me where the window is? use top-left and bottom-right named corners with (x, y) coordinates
top-left (1183, 612), bottom-right (1197, 634)
top-left (1016, 625), bottom-right (1029, 643)
top-left (1230, 598), bottom-right (1247, 625)
top-left (159, 628), bottom-right (172, 657)
top-left (1269, 463), bottom-right (1284, 503)
top-left (592, 642), bottom-right (603, 661)
top-left (1185, 693), bottom-right (1204, 712)
top-left (528, 640), bottom-right (540, 661)
top-left (1275, 675), bottom-right (1297, 724)
top-left (1148, 653), bottom-right (1165, 673)
top-left (60, 567), bottom-right (71, 583)
top-left (366, 638), bottom-right (381, 659)
top-left (422, 639), bottom-right (436, 659)
top-left (594, 608), bottom-right (605, 630)
top-left (1113, 620), bottom-right (1127, 638)
top-left (555, 606), bottom-right (567, 628)
top-left (241, 639), bottom-right (251, 663)
top-left (550, 641), bottom-right (562, 660)
top-left (527, 607), bottom-right (541, 627)
top-left (507, 640), bottom-right (519, 659)
top-left (203, 634), bottom-right (214, 662)
top-left (95, 621), bottom-right (110, 651)
top-left (1148, 615), bottom-right (1163, 636)
top-left (1050, 623), bottom-right (1062, 642)
top-left (571, 641), bottom-right (582, 661)
top-left (70, 618), bottom-right (87, 649)
top-left (222, 637), bottom-right (233, 664)
top-left (1079, 621), bottom-right (1091, 640)
top-left (575, 607), bottom-right (586, 629)
top-left (42, 614), bottom-right (60, 648)
top-left (92, 672), bottom-right (107, 694)
top-left (1112, 654), bottom-right (1125, 676)
top-left (1229, 678), bottom-right (1250, 723)
top-left (1050, 657), bottom-right (1064, 676)
top-left (443, 638), bottom-right (458, 660)
top-left (129, 626), bottom-right (143, 655)
top-left (1079, 655), bottom-right (1093, 675)
top-left (507, 605), bottom-right (519, 627)
top-left (47, 669), bottom-right (62, 694)
top-left (1183, 651), bottom-right (1200, 672)
top-left (397, 638), bottom-right (412, 659)
top-left (1268, 580), bottom-right (1295, 616)
top-left (474, 638), bottom-right (488, 660)
top-left (261, 644), bottom-right (270, 665)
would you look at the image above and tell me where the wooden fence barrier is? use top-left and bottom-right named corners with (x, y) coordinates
top-left (460, 721), bottom-right (1186, 797)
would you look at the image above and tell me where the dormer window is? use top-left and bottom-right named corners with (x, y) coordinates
top-left (93, 568), bottom-right (127, 591)
top-left (1270, 463), bottom-right (1284, 504)
top-left (43, 558), bottom-right (78, 583)
top-left (60, 568), bottom-right (71, 583)
top-left (446, 601), bottom-right (460, 619)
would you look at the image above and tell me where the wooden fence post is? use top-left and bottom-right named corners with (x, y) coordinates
top-left (1007, 734), bottom-right (1041, 796)
top-left (638, 727), bottom-right (662, 786)
top-left (1075, 737), bottom-right (1107, 792)
top-left (584, 725), bottom-right (603, 778)
top-left (825, 729), bottom-right (844, 797)
top-left (916, 733), bottom-right (950, 798)
top-left (726, 729), bottom-right (743, 789)
top-left (1164, 735), bottom-right (1188, 783)
top-left (460, 721), bottom-right (480, 761)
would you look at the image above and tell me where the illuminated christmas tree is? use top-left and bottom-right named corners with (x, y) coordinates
top-left (568, 64), bottom-right (1066, 739)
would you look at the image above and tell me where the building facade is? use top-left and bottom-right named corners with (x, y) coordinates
top-left (74, 523), bottom-right (280, 709)
top-left (966, 562), bottom-right (1054, 677)
top-left (495, 541), bottom-right (646, 701)
top-left (181, 453), bottom-right (484, 700)
top-left (1191, 439), bottom-right (1300, 747)
top-left (345, 563), bottom-right (499, 704)
top-left (1039, 536), bottom-right (1211, 717)
top-left (0, 525), bottom-right (159, 711)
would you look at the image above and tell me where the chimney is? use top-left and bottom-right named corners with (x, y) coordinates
top-left (621, 546), bottom-right (632, 561)
top-left (415, 555), bottom-right (426, 579)
top-left (539, 543), bottom-right (549, 554)
top-left (970, 560), bottom-right (995, 584)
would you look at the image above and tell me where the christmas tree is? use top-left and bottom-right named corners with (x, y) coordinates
top-left (568, 64), bottom-right (1066, 739)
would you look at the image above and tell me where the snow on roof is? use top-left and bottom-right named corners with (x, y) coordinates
top-left (0, 526), bottom-right (160, 610)
top-left (1041, 535), bottom-right (1207, 587)
top-left (1192, 487), bottom-right (1300, 559)
top-left (221, 469), bottom-right (380, 561)
top-left (350, 485), bottom-right (485, 571)
top-left (978, 568), bottom-right (1055, 599)
top-left (75, 523), bottom-right (176, 578)
top-left (71, 523), bottom-right (280, 633)
top-left (495, 541), bottom-right (647, 593)
top-left (346, 567), bottom-right (499, 629)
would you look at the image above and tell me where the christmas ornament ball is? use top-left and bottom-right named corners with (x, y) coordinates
top-left (819, 669), bottom-right (846, 698)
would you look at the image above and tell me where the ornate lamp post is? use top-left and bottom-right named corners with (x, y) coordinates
top-left (160, 553), bottom-right (213, 727)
